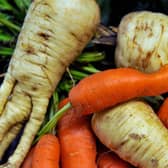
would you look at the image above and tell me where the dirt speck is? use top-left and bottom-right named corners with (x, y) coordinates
top-left (151, 158), bottom-right (158, 168)
top-left (129, 133), bottom-right (145, 140)
top-left (31, 86), bottom-right (38, 91)
top-left (25, 45), bottom-right (36, 55)
top-left (38, 32), bottom-right (50, 40)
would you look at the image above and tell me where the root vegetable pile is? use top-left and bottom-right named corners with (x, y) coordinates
top-left (0, 0), bottom-right (100, 167)
top-left (2, 3), bottom-right (168, 168)
top-left (63, 11), bottom-right (168, 167)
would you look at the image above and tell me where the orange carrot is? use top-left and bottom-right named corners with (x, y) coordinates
top-left (158, 97), bottom-right (168, 128)
top-left (58, 98), bottom-right (97, 168)
top-left (97, 152), bottom-right (132, 168)
top-left (21, 147), bottom-right (35, 168)
top-left (32, 134), bottom-right (60, 168)
top-left (69, 65), bottom-right (168, 114)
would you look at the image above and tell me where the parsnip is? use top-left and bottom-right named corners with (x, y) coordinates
top-left (115, 11), bottom-right (168, 73)
top-left (0, 0), bottom-right (100, 167)
top-left (92, 100), bottom-right (168, 168)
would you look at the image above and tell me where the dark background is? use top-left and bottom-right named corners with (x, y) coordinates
top-left (98, 0), bottom-right (168, 26)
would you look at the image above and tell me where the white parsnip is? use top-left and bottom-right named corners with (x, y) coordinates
top-left (0, 0), bottom-right (100, 167)
top-left (115, 11), bottom-right (168, 73)
top-left (92, 100), bottom-right (168, 168)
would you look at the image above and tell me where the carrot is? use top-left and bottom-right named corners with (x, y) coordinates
top-left (158, 97), bottom-right (168, 128)
top-left (69, 65), bottom-right (168, 115)
top-left (21, 134), bottom-right (60, 168)
top-left (0, 0), bottom-right (100, 167)
top-left (97, 152), bottom-right (132, 168)
top-left (32, 134), bottom-right (60, 168)
top-left (58, 98), bottom-right (97, 168)
top-left (21, 147), bottom-right (35, 168)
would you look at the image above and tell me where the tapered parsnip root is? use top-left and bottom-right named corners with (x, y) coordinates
top-left (92, 100), bottom-right (168, 168)
top-left (0, 0), bottom-right (100, 167)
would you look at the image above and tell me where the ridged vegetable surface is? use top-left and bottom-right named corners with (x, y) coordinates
top-left (0, 0), bottom-right (100, 167)
top-left (92, 100), bottom-right (168, 168)
top-left (115, 11), bottom-right (168, 73)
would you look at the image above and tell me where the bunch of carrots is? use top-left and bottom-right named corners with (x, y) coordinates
top-left (21, 98), bottom-right (133, 168)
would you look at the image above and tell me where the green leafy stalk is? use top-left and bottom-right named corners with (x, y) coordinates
top-left (0, 14), bottom-right (20, 32)
top-left (14, 0), bottom-right (31, 11)
top-left (77, 52), bottom-right (105, 63)
top-left (81, 65), bottom-right (100, 73)
top-left (70, 70), bottom-right (89, 80)
top-left (58, 80), bottom-right (74, 92)
top-left (0, 0), bottom-right (15, 11)
top-left (0, 47), bottom-right (13, 56)
top-left (34, 102), bottom-right (72, 143)
top-left (0, 32), bottom-right (13, 42)
top-left (49, 92), bottom-right (59, 120)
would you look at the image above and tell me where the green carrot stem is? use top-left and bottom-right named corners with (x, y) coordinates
top-left (0, 47), bottom-right (13, 56)
top-left (34, 102), bottom-right (72, 143)
top-left (49, 92), bottom-right (59, 120)
top-left (66, 67), bottom-right (75, 86)
top-left (82, 66), bottom-right (100, 73)
top-left (59, 81), bottom-right (73, 92)
top-left (0, 17), bottom-right (20, 32)
top-left (0, 0), bottom-right (21, 14)
top-left (0, 33), bottom-right (13, 42)
top-left (70, 70), bottom-right (88, 79)
top-left (77, 52), bottom-right (105, 63)
top-left (0, 0), bottom-right (15, 11)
